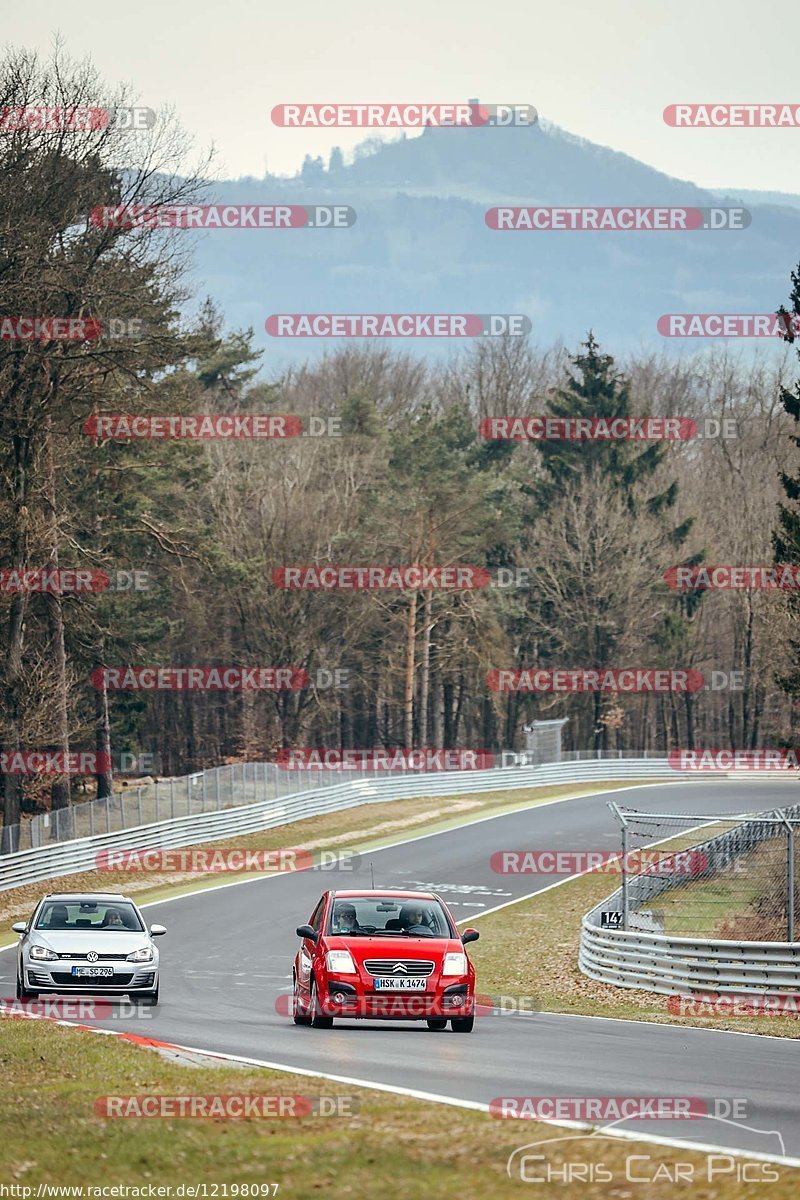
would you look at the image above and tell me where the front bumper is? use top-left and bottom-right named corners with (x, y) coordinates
top-left (322, 977), bottom-right (473, 1020)
top-left (24, 961), bottom-right (157, 993)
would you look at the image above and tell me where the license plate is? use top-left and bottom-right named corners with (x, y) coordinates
top-left (373, 977), bottom-right (427, 990)
top-left (72, 966), bottom-right (114, 978)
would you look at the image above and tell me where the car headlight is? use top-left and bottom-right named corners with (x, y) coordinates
top-left (442, 952), bottom-right (467, 976)
top-left (127, 946), bottom-right (154, 963)
top-left (325, 950), bottom-right (357, 974)
top-left (30, 945), bottom-right (58, 961)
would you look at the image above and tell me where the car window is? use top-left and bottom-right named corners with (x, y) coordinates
top-left (35, 901), bottom-right (144, 931)
top-left (309, 896), bottom-right (326, 933)
top-left (326, 897), bottom-right (454, 937)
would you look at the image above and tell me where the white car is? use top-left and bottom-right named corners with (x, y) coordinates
top-left (13, 892), bottom-right (165, 1006)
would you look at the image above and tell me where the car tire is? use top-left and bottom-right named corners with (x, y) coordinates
top-left (426, 1018), bottom-right (448, 1030)
top-left (450, 1015), bottom-right (474, 1033)
top-left (135, 984), bottom-right (159, 1008)
top-left (310, 978), bottom-right (334, 1029)
top-left (292, 978), bottom-right (312, 1026)
top-left (16, 972), bottom-right (36, 1001)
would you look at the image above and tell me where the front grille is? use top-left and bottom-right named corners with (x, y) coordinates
top-left (57, 952), bottom-right (129, 961)
top-left (363, 959), bottom-right (435, 977)
top-left (49, 972), bottom-right (134, 987)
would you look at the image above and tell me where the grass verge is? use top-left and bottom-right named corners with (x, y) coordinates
top-left (0, 1018), bottom-right (795, 1196)
top-left (470, 862), bottom-right (800, 1038)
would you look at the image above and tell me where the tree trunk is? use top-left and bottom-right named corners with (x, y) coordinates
top-left (418, 589), bottom-right (433, 745)
top-left (742, 595), bottom-right (755, 746)
top-left (42, 411), bottom-right (71, 830)
top-left (683, 691), bottom-right (695, 751)
top-left (403, 591), bottom-right (418, 747)
top-left (442, 680), bottom-right (454, 746)
top-left (93, 635), bottom-right (113, 800)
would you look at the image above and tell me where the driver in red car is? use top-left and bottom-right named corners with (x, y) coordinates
top-left (399, 904), bottom-right (431, 935)
top-left (332, 902), bottom-right (361, 933)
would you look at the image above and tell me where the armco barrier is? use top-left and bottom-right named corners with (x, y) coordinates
top-left (0, 757), bottom-right (676, 893)
top-left (579, 923), bottom-right (800, 997)
top-left (580, 802), bottom-right (800, 996)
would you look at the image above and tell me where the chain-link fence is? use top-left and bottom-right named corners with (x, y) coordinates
top-left (1, 762), bottom-right (344, 853)
top-left (607, 802), bottom-right (800, 942)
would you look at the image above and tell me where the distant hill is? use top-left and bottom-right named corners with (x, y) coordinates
top-left (186, 118), bottom-right (800, 365)
top-left (712, 187), bottom-right (800, 211)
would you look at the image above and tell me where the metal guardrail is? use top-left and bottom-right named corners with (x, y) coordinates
top-left (0, 757), bottom-right (675, 893)
top-left (579, 924), bottom-right (800, 996)
top-left (580, 803), bottom-right (800, 996)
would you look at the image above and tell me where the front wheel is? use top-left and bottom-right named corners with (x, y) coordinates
top-left (310, 978), bottom-right (334, 1029)
top-left (16, 971), bottom-right (36, 1001)
top-left (135, 984), bottom-right (159, 1008)
top-left (451, 1015), bottom-right (474, 1033)
top-left (426, 1018), bottom-right (447, 1030)
top-left (293, 978), bottom-right (312, 1026)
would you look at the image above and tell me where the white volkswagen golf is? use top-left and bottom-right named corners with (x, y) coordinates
top-left (13, 892), bottom-right (165, 1007)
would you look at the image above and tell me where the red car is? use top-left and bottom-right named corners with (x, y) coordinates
top-left (292, 889), bottom-right (479, 1032)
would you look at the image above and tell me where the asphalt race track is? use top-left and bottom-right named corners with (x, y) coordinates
top-left (3, 780), bottom-right (800, 1164)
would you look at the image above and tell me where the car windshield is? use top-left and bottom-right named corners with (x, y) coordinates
top-left (35, 901), bottom-right (144, 932)
top-left (326, 896), bottom-right (454, 938)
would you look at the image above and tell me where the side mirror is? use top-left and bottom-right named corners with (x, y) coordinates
top-left (11, 922), bottom-right (27, 935)
top-left (149, 924), bottom-right (167, 936)
top-left (461, 928), bottom-right (480, 945)
top-left (296, 924), bottom-right (317, 942)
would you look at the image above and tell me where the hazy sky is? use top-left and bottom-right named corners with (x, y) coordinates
top-left (12, 1), bottom-right (800, 191)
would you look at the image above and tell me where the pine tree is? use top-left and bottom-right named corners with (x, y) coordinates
top-left (526, 333), bottom-right (696, 750)
top-left (774, 268), bottom-right (800, 699)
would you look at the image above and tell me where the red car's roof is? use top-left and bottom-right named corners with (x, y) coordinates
top-left (332, 889), bottom-right (438, 901)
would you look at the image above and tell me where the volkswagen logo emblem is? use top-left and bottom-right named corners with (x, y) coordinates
top-left (87, 951), bottom-right (99, 962)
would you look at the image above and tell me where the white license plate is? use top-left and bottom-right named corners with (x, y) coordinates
top-left (373, 977), bottom-right (427, 990)
top-left (72, 966), bottom-right (114, 978)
